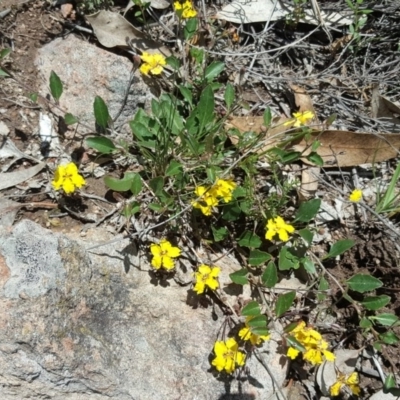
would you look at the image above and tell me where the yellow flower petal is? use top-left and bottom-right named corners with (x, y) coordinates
top-left (193, 281), bottom-right (206, 294)
top-left (287, 347), bottom-right (300, 359)
top-left (323, 350), bottom-right (336, 362)
top-left (150, 243), bottom-right (162, 257)
top-left (161, 256), bottom-right (175, 270)
top-left (349, 189), bottom-right (362, 203)
top-left (151, 255), bottom-right (162, 269)
top-left (330, 381), bottom-right (343, 397)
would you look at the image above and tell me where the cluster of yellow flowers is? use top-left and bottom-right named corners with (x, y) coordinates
top-left (52, 162), bottom-right (85, 194)
top-left (192, 179), bottom-right (236, 216)
top-left (212, 316), bottom-right (270, 374)
top-left (140, 52), bottom-right (167, 76)
top-left (173, 0), bottom-right (197, 19)
top-left (284, 111), bottom-right (314, 128)
top-left (287, 321), bottom-right (335, 365)
top-left (265, 216), bottom-right (294, 242)
top-left (330, 371), bottom-right (360, 397)
top-left (149, 241), bottom-right (221, 294)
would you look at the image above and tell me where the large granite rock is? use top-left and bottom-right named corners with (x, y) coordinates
top-left (0, 220), bottom-right (286, 399)
top-left (35, 35), bottom-right (151, 131)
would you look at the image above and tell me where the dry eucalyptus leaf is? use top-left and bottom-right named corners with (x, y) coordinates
top-left (295, 130), bottom-right (400, 167)
top-left (216, 0), bottom-right (352, 25)
top-left (228, 114), bottom-right (400, 167)
top-left (0, 162), bottom-right (46, 191)
top-left (86, 10), bottom-right (171, 55)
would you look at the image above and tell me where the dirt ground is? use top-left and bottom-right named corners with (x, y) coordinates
top-left (1, 1), bottom-right (400, 399)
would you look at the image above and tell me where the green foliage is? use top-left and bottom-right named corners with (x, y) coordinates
top-left (375, 160), bottom-right (400, 215)
top-left (49, 71), bottom-right (63, 101)
top-left (93, 96), bottom-right (110, 129)
top-left (346, 274), bottom-right (383, 293)
top-left (275, 291), bottom-right (296, 317)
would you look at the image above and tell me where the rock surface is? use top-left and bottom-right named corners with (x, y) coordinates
top-left (0, 220), bottom-right (287, 399)
top-left (35, 35), bottom-right (151, 131)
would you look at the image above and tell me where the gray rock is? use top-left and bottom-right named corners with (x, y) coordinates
top-left (35, 35), bottom-right (151, 132)
top-left (0, 221), bottom-right (286, 399)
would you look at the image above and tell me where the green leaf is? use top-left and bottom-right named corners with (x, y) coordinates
top-left (148, 203), bottom-right (163, 212)
top-left (104, 172), bottom-right (136, 192)
top-left (263, 107), bottom-right (272, 127)
top-left (165, 160), bottom-right (182, 176)
top-left (361, 295), bottom-right (391, 311)
top-left (385, 374), bottom-right (397, 390)
top-left (346, 274), bottom-right (383, 293)
top-left (325, 239), bottom-right (355, 259)
top-left (130, 173), bottom-right (142, 196)
top-left (224, 82), bottom-right (235, 109)
top-left (251, 326), bottom-right (270, 336)
top-left (230, 268), bottom-right (248, 285)
top-left (179, 85), bottom-right (193, 107)
top-left (325, 113), bottom-right (337, 127)
top-left (307, 152), bottom-right (324, 166)
top-left (278, 247), bottom-right (300, 270)
top-left (379, 332), bottom-right (399, 345)
top-left (0, 48), bottom-right (11, 59)
top-left (360, 317), bottom-right (373, 329)
top-left (64, 113), bottom-right (78, 125)
top-left (49, 70), bottom-right (63, 101)
top-left (196, 85), bottom-right (214, 137)
top-left (184, 17), bottom-right (198, 40)
top-left (369, 313), bottom-right (399, 327)
top-left (286, 335), bottom-right (306, 352)
top-left (247, 314), bottom-right (267, 328)
top-left (241, 300), bottom-right (260, 316)
top-left (205, 61), bottom-right (225, 82)
top-left (166, 55), bottom-right (180, 70)
top-left (211, 226), bottom-right (228, 242)
top-left (238, 231), bottom-right (262, 248)
top-left (303, 258), bottom-right (316, 274)
top-left (318, 276), bottom-right (329, 301)
top-left (93, 96), bottom-right (110, 128)
top-left (222, 202), bottom-right (241, 221)
top-left (0, 68), bottom-right (9, 77)
top-left (262, 261), bottom-right (278, 288)
top-left (298, 228), bottom-right (313, 246)
top-left (122, 201), bottom-right (140, 217)
top-left (29, 93), bottom-right (38, 102)
top-left (86, 136), bottom-right (116, 154)
top-left (294, 198), bottom-right (321, 222)
top-left (149, 176), bottom-right (164, 195)
top-left (284, 322), bottom-right (299, 333)
top-left (249, 250), bottom-right (271, 266)
top-left (275, 291), bottom-right (296, 317)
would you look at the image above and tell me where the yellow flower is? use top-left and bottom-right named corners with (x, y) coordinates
top-left (265, 216), bottom-right (295, 242)
top-left (284, 111), bottom-right (314, 128)
top-left (150, 239), bottom-right (181, 270)
top-left (193, 264), bottom-right (220, 294)
top-left (210, 179), bottom-right (236, 203)
top-left (192, 186), bottom-right (219, 216)
top-left (286, 321), bottom-right (335, 365)
top-left (238, 317), bottom-right (270, 345)
top-left (287, 347), bottom-right (300, 359)
top-left (330, 372), bottom-right (361, 397)
top-left (52, 162), bottom-right (85, 194)
top-left (174, 0), bottom-right (197, 18)
top-left (349, 189), bottom-right (362, 203)
top-left (211, 338), bottom-right (246, 374)
top-left (139, 52), bottom-right (166, 76)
